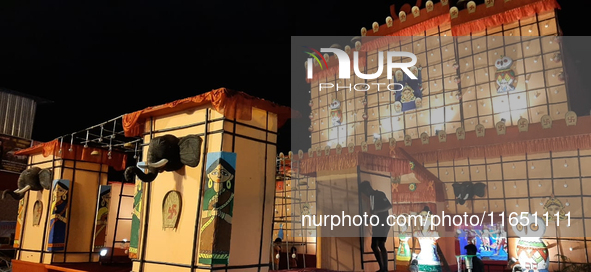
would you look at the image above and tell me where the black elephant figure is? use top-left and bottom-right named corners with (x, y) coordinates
top-left (452, 181), bottom-right (486, 205)
top-left (2, 167), bottom-right (53, 200)
top-left (125, 134), bottom-right (203, 182)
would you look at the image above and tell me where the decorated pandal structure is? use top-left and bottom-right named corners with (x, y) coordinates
top-left (6, 88), bottom-right (294, 272)
top-left (291, 0), bottom-right (591, 271)
top-left (4, 0), bottom-right (591, 271)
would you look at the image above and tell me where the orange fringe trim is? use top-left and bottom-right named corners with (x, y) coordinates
top-left (360, 14), bottom-right (451, 52)
top-left (410, 133), bottom-right (591, 164)
top-left (451, 0), bottom-right (560, 36)
top-left (122, 88), bottom-right (295, 137)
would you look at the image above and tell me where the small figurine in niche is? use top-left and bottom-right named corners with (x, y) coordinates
top-left (329, 98), bottom-right (343, 126)
top-left (273, 238), bottom-right (282, 268)
top-left (494, 56), bottom-right (516, 93)
top-left (289, 246), bottom-right (298, 268)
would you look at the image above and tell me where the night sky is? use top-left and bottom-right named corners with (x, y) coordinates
top-left (0, 0), bottom-right (584, 154)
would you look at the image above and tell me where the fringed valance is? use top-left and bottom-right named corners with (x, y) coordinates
top-left (451, 0), bottom-right (560, 36)
top-left (122, 88), bottom-right (295, 137)
top-left (299, 151), bottom-right (412, 177)
top-left (398, 116), bottom-right (591, 163)
top-left (411, 133), bottom-right (591, 164)
top-left (15, 140), bottom-right (127, 171)
top-left (307, 0), bottom-right (560, 81)
top-left (299, 151), bottom-right (445, 190)
top-left (360, 14), bottom-right (450, 52)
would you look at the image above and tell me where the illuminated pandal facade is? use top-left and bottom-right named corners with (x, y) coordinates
top-left (9, 88), bottom-right (294, 272)
top-left (295, 0), bottom-right (591, 271)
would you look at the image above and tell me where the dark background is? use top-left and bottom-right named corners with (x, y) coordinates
top-left (0, 0), bottom-right (586, 154)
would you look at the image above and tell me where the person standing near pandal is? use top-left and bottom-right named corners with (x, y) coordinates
top-left (359, 181), bottom-right (392, 272)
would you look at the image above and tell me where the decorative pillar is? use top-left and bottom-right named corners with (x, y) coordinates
top-left (198, 152), bottom-right (237, 265)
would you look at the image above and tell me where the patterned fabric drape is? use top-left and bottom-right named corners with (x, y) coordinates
top-left (122, 88), bottom-right (295, 137)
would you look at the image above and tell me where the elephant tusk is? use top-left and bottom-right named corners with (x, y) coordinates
top-left (14, 185), bottom-right (31, 194)
top-left (137, 158), bottom-right (168, 169)
top-left (463, 194), bottom-right (470, 200)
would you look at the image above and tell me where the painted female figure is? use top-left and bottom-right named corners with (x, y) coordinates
top-left (48, 180), bottom-right (69, 251)
top-left (94, 186), bottom-right (111, 250)
top-left (129, 181), bottom-right (143, 259)
top-left (13, 196), bottom-right (27, 248)
top-left (199, 153), bottom-right (236, 265)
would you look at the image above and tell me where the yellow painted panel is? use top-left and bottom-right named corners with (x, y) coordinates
top-left (21, 189), bottom-right (50, 253)
top-left (66, 168), bottom-right (101, 252)
top-left (226, 137), bottom-right (266, 266)
top-left (30, 153), bottom-right (54, 165)
top-left (153, 107), bottom-right (209, 131)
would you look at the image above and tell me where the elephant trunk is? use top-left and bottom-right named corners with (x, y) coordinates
top-left (137, 158), bottom-right (168, 169)
top-left (2, 190), bottom-right (24, 200)
top-left (124, 166), bottom-right (159, 183)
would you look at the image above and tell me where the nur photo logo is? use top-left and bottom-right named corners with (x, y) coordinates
top-left (305, 47), bottom-right (419, 80)
top-left (303, 46), bottom-right (328, 73)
